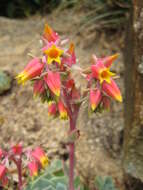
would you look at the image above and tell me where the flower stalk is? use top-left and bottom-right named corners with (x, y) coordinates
top-left (69, 116), bottom-right (77, 190)
top-left (15, 23), bottom-right (122, 190)
top-left (17, 159), bottom-right (23, 190)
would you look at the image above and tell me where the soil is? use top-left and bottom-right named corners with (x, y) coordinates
top-left (0, 9), bottom-right (125, 190)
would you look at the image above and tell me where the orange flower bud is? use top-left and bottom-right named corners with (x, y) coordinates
top-left (43, 24), bottom-right (59, 43)
top-left (48, 101), bottom-right (57, 116)
top-left (89, 89), bottom-right (102, 111)
top-left (58, 100), bottom-right (68, 120)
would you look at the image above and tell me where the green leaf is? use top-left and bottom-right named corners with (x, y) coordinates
top-left (51, 176), bottom-right (68, 187)
top-left (0, 71), bottom-right (12, 95)
top-left (74, 176), bottom-right (85, 190)
top-left (56, 183), bottom-right (67, 190)
top-left (95, 176), bottom-right (118, 190)
top-left (46, 160), bottom-right (63, 174)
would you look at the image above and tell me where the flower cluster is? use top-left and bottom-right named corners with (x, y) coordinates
top-left (0, 144), bottom-right (48, 188)
top-left (16, 24), bottom-right (80, 120)
top-left (85, 54), bottom-right (122, 112)
top-left (16, 23), bottom-right (122, 117)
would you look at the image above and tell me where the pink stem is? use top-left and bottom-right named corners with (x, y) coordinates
top-left (63, 87), bottom-right (80, 190)
top-left (69, 116), bottom-right (77, 190)
top-left (11, 156), bottom-right (23, 190)
top-left (17, 158), bottom-right (23, 190)
top-left (69, 142), bottom-right (75, 190)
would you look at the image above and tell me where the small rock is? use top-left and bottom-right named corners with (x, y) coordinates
top-left (0, 70), bottom-right (12, 95)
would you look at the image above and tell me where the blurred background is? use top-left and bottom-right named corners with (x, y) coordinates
top-left (1, 1), bottom-right (139, 190)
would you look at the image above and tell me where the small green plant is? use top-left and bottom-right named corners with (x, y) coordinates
top-left (25, 160), bottom-right (85, 190)
top-left (95, 176), bottom-right (119, 190)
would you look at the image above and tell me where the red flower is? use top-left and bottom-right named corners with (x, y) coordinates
top-left (102, 79), bottom-right (122, 102)
top-left (0, 164), bottom-right (7, 180)
top-left (33, 80), bottom-right (45, 97)
top-left (48, 101), bottom-right (57, 116)
top-left (44, 71), bottom-right (61, 97)
top-left (89, 89), bottom-right (102, 111)
top-left (58, 100), bottom-right (68, 120)
top-left (28, 161), bottom-right (38, 177)
top-left (11, 143), bottom-right (22, 155)
top-left (91, 61), bottom-right (115, 84)
top-left (16, 58), bottom-right (44, 84)
top-left (91, 54), bottom-right (122, 103)
top-left (31, 147), bottom-right (49, 168)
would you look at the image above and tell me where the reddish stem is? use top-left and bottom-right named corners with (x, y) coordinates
top-left (17, 158), bottom-right (23, 190)
top-left (12, 156), bottom-right (23, 190)
top-left (69, 142), bottom-right (75, 190)
top-left (63, 86), bottom-right (80, 190)
top-left (69, 116), bottom-right (77, 190)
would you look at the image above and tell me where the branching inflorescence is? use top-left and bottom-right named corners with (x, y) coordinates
top-left (1, 24), bottom-right (122, 190)
top-left (0, 144), bottom-right (48, 189)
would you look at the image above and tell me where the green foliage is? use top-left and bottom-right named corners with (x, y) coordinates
top-left (25, 160), bottom-right (119, 190)
top-left (95, 176), bottom-right (119, 190)
top-left (0, 71), bottom-right (12, 95)
top-left (25, 159), bottom-right (85, 190)
top-left (0, 0), bottom-right (60, 18)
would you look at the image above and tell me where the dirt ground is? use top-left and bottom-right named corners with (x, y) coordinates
top-left (0, 9), bottom-right (125, 189)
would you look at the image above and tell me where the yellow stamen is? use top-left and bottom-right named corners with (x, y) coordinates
top-left (16, 72), bottom-right (29, 85)
top-left (60, 112), bottom-right (68, 120)
top-left (40, 156), bottom-right (49, 168)
top-left (44, 45), bottom-right (63, 65)
top-left (99, 69), bottom-right (115, 84)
